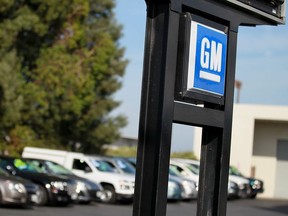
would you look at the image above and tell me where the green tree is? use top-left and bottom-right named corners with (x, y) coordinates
top-left (0, 0), bottom-right (127, 155)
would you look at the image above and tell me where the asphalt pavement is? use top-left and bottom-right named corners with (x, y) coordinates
top-left (0, 199), bottom-right (288, 216)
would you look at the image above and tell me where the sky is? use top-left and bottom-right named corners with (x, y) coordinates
top-left (112, 0), bottom-right (288, 152)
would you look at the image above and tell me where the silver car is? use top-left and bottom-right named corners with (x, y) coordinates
top-left (0, 168), bottom-right (28, 206)
top-left (123, 157), bottom-right (184, 201)
top-left (169, 167), bottom-right (198, 200)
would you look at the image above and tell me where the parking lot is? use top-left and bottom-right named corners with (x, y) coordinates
top-left (1, 199), bottom-right (288, 216)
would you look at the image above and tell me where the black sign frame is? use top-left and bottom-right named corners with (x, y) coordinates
top-left (175, 13), bottom-right (229, 105)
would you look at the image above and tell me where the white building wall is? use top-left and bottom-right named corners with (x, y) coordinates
top-left (253, 121), bottom-right (288, 198)
top-left (229, 105), bottom-right (255, 176)
top-left (193, 104), bottom-right (288, 199)
top-left (193, 126), bottom-right (202, 159)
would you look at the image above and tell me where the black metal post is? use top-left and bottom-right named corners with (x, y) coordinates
top-left (132, 2), bottom-right (179, 216)
top-left (197, 125), bottom-right (222, 216)
top-left (216, 26), bottom-right (239, 216)
top-left (196, 24), bottom-right (239, 216)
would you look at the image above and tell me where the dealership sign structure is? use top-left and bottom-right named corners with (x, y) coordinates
top-left (133, 1), bottom-right (286, 216)
top-left (187, 21), bottom-right (227, 96)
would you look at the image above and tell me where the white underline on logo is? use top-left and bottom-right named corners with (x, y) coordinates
top-left (200, 70), bottom-right (220, 83)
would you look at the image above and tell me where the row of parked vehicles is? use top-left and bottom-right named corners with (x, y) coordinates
top-left (0, 146), bottom-right (264, 207)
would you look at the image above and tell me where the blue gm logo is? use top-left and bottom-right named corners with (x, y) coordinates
top-left (187, 21), bottom-right (227, 96)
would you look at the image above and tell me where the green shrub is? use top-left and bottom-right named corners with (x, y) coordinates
top-left (170, 151), bottom-right (198, 160)
top-left (103, 146), bottom-right (137, 157)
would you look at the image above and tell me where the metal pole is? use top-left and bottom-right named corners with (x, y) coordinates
top-left (196, 25), bottom-right (239, 216)
top-left (132, 2), bottom-right (179, 216)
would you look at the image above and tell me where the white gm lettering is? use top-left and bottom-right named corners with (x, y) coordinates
top-left (200, 37), bottom-right (223, 72)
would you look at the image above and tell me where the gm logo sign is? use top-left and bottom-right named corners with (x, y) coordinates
top-left (187, 21), bottom-right (227, 96)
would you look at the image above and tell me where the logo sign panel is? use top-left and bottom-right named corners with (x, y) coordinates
top-left (187, 21), bottom-right (228, 96)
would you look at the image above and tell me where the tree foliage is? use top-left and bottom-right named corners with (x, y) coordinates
top-left (0, 0), bottom-right (127, 156)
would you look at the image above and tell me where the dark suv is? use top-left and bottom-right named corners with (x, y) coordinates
top-left (0, 155), bottom-right (74, 206)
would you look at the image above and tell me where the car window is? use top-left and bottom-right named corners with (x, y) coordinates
top-left (91, 159), bottom-right (117, 173)
top-left (45, 161), bottom-right (73, 175)
top-left (186, 164), bottom-right (200, 175)
top-left (115, 159), bottom-right (135, 174)
top-left (170, 164), bottom-right (190, 177)
top-left (73, 159), bottom-right (92, 172)
top-left (0, 159), bottom-right (14, 173)
top-left (127, 158), bottom-right (136, 168)
top-left (169, 165), bottom-right (183, 176)
top-left (14, 159), bottom-right (43, 173)
top-left (28, 160), bottom-right (47, 173)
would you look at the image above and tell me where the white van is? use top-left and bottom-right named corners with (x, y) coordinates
top-left (22, 147), bottom-right (135, 203)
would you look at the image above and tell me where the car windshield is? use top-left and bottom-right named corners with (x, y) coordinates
top-left (91, 159), bottom-right (117, 173)
top-left (45, 161), bottom-right (73, 175)
top-left (13, 159), bottom-right (44, 173)
top-left (186, 163), bottom-right (200, 175)
top-left (127, 158), bottom-right (136, 168)
top-left (169, 166), bottom-right (182, 177)
top-left (114, 159), bottom-right (135, 174)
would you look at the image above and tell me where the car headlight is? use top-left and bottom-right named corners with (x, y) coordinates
top-left (228, 181), bottom-right (238, 189)
top-left (168, 181), bottom-right (179, 191)
top-left (168, 181), bottom-right (177, 189)
top-left (49, 181), bottom-right (67, 193)
top-left (182, 180), bottom-right (194, 194)
top-left (251, 180), bottom-right (261, 189)
top-left (7, 181), bottom-right (26, 194)
top-left (76, 181), bottom-right (87, 193)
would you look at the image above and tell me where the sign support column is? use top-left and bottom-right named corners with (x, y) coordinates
top-left (132, 1), bottom-right (179, 216)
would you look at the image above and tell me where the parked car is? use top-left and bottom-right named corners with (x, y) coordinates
top-left (22, 158), bottom-right (104, 203)
top-left (168, 167), bottom-right (198, 200)
top-left (97, 156), bottom-right (184, 201)
top-left (166, 177), bottom-right (183, 201)
top-left (0, 167), bottom-right (28, 206)
top-left (126, 157), bottom-right (197, 201)
top-left (227, 180), bottom-right (239, 200)
top-left (22, 147), bottom-right (135, 204)
top-left (229, 166), bottom-right (264, 198)
top-left (95, 156), bottom-right (136, 175)
top-left (172, 158), bottom-right (244, 199)
top-left (0, 167), bottom-right (39, 206)
top-left (169, 159), bottom-right (199, 186)
top-left (82, 155), bottom-right (135, 203)
top-left (172, 159), bottom-right (200, 177)
top-left (0, 156), bottom-right (73, 206)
